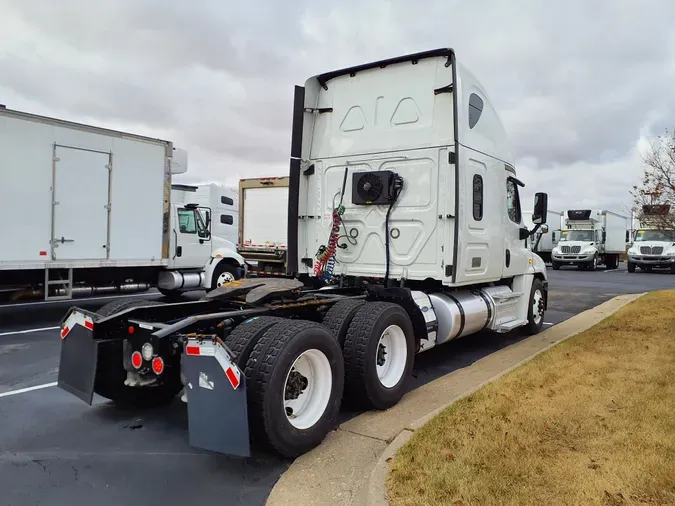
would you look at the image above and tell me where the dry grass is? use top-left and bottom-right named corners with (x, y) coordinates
top-left (388, 290), bottom-right (675, 506)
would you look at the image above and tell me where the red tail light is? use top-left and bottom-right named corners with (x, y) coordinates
top-left (152, 357), bottom-right (164, 375)
top-left (131, 351), bottom-right (143, 369)
top-left (128, 326), bottom-right (135, 335)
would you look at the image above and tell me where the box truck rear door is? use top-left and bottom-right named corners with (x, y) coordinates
top-left (52, 146), bottom-right (110, 260)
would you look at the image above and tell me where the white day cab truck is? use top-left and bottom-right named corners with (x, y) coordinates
top-left (0, 106), bottom-right (245, 302)
top-left (551, 210), bottom-right (628, 270)
top-left (626, 204), bottom-right (675, 273)
top-left (56, 49), bottom-right (551, 459)
top-left (236, 176), bottom-right (290, 276)
top-left (523, 210), bottom-right (563, 263)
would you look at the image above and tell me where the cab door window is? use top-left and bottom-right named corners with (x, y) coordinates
top-left (506, 178), bottom-right (521, 224)
top-left (178, 208), bottom-right (197, 234)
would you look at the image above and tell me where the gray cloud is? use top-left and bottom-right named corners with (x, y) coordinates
top-left (1, 0), bottom-right (674, 214)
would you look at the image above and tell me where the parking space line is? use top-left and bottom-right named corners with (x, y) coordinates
top-left (0, 291), bottom-right (155, 309)
top-left (0, 326), bottom-right (60, 337)
top-left (0, 382), bottom-right (57, 398)
top-left (543, 322), bottom-right (553, 326)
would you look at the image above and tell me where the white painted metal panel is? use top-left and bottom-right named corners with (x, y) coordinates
top-left (106, 138), bottom-right (166, 260)
top-left (53, 146), bottom-right (110, 260)
top-left (602, 211), bottom-right (628, 253)
top-left (0, 115), bottom-right (53, 263)
top-left (242, 187), bottom-right (288, 247)
top-left (0, 109), bottom-right (169, 269)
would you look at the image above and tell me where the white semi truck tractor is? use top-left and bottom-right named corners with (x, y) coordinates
top-left (627, 204), bottom-right (675, 273)
top-left (551, 210), bottom-right (628, 270)
top-left (56, 49), bottom-right (550, 459)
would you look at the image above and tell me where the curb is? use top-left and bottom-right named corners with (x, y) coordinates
top-left (365, 292), bottom-right (646, 505)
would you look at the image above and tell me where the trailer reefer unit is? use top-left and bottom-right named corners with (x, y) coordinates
top-left (0, 107), bottom-right (244, 301)
top-left (551, 209), bottom-right (628, 270)
top-left (57, 49), bottom-right (551, 460)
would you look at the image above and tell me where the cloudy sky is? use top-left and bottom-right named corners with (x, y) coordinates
top-left (2, 0), bottom-right (674, 216)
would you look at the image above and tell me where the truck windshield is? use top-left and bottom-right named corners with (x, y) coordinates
top-left (560, 230), bottom-right (594, 242)
top-left (635, 230), bottom-right (675, 242)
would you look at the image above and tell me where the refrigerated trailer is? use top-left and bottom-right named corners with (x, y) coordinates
top-left (551, 209), bottom-right (628, 270)
top-left (57, 48), bottom-right (551, 459)
top-left (237, 177), bottom-right (290, 276)
top-left (0, 107), bottom-right (245, 301)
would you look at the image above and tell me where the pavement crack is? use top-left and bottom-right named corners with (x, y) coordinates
top-left (338, 427), bottom-right (388, 443)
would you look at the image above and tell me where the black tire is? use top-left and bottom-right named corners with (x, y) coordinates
top-left (342, 302), bottom-right (415, 410)
top-left (589, 255), bottom-right (598, 271)
top-left (94, 299), bottom-right (180, 407)
top-left (245, 320), bottom-right (344, 458)
top-left (524, 278), bottom-right (546, 335)
top-left (97, 298), bottom-right (162, 317)
top-left (321, 299), bottom-right (366, 346)
top-left (627, 261), bottom-right (636, 273)
top-left (671, 264), bottom-right (675, 274)
top-left (551, 261), bottom-right (561, 270)
top-left (209, 262), bottom-right (241, 291)
top-left (224, 316), bottom-right (283, 368)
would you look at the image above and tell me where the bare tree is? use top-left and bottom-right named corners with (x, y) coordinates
top-left (632, 129), bottom-right (675, 230)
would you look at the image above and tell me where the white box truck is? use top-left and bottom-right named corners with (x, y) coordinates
top-left (626, 204), bottom-right (675, 273)
top-left (237, 176), bottom-right (289, 276)
top-left (523, 210), bottom-right (562, 263)
top-left (551, 209), bottom-right (628, 270)
top-left (0, 107), bottom-right (245, 301)
top-left (56, 49), bottom-right (551, 459)
top-left (171, 182), bottom-right (239, 245)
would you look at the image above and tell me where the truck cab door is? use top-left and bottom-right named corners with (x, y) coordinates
top-left (169, 206), bottom-right (212, 268)
top-left (502, 172), bottom-right (531, 278)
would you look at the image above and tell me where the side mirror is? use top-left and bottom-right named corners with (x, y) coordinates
top-left (625, 230), bottom-right (630, 243)
top-left (205, 211), bottom-right (211, 228)
top-left (532, 192), bottom-right (548, 225)
top-left (602, 230), bottom-right (607, 242)
top-left (540, 224), bottom-right (549, 234)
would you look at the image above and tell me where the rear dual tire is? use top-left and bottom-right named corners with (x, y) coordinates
top-left (244, 320), bottom-right (344, 458)
top-left (342, 302), bottom-right (415, 410)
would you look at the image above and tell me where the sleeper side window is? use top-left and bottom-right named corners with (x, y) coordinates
top-left (221, 214), bottom-right (234, 225)
top-left (473, 174), bottom-right (483, 221)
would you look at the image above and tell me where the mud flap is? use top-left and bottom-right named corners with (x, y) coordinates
top-left (57, 310), bottom-right (98, 405)
top-left (182, 339), bottom-right (251, 458)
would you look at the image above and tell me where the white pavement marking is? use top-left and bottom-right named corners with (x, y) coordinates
top-left (0, 291), bottom-right (156, 309)
top-left (0, 382), bottom-right (57, 398)
top-left (543, 322), bottom-right (554, 326)
top-left (0, 326), bottom-right (60, 337)
top-left (602, 269), bottom-right (619, 273)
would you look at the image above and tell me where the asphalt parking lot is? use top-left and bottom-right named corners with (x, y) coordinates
top-left (1, 266), bottom-right (673, 506)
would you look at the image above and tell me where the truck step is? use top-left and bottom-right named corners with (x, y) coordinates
top-left (44, 267), bottom-right (74, 301)
top-left (496, 318), bottom-right (527, 332)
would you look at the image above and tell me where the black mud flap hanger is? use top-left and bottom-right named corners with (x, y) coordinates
top-left (57, 308), bottom-right (99, 405)
top-left (182, 338), bottom-right (251, 458)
